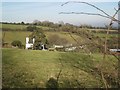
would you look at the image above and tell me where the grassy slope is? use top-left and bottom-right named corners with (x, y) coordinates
top-left (2, 31), bottom-right (32, 45)
top-left (2, 31), bottom-right (83, 45)
top-left (2, 48), bottom-right (60, 88)
top-left (2, 24), bottom-right (118, 88)
top-left (1, 24), bottom-right (118, 45)
top-left (45, 31), bottom-right (83, 44)
top-left (2, 48), bottom-right (117, 88)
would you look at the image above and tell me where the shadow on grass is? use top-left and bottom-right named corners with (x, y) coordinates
top-left (46, 77), bottom-right (59, 89)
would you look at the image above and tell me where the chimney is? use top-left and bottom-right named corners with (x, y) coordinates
top-left (33, 38), bottom-right (35, 44)
top-left (26, 37), bottom-right (29, 44)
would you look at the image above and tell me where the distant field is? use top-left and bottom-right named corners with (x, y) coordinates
top-left (1, 23), bottom-right (118, 50)
top-left (1, 24), bottom-right (51, 30)
top-left (45, 31), bottom-right (84, 44)
top-left (2, 30), bottom-right (117, 47)
top-left (2, 23), bottom-right (118, 88)
top-left (2, 48), bottom-right (117, 88)
top-left (93, 33), bottom-right (118, 38)
top-left (1, 24), bottom-right (28, 30)
top-left (88, 29), bottom-right (118, 38)
top-left (88, 29), bottom-right (118, 32)
top-left (2, 31), bottom-right (83, 45)
top-left (2, 31), bottom-right (32, 45)
top-left (1, 24), bottom-right (118, 39)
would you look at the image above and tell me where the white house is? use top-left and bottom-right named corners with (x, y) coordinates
top-left (26, 37), bottom-right (35, 49)
top-left (53, 45), bottom-right (64, 48)
top-left (41, 44), bottom-right (46, 50)
top-left (65, 47), bottom-right (76, 51)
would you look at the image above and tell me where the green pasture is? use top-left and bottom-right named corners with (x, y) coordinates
top-left (45, 31), bottom-right (84, 44)
top-left (2, 31), bottom-right (32, 45)
top-left (2, 31), bottom-right (83, 45)
top-left (1, 24), bottom-right (51, 30)
top-left (1, 24), bottom-right (28, 30)
top-left (93, 33), bottom-right (118, 38)
top-left (2, 48), bottom-right (118, 88)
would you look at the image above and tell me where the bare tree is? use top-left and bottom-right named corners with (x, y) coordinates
top-left (59, 1), bottom-right (120, 88)
top-left (59, 1), bottom-right (120, 60)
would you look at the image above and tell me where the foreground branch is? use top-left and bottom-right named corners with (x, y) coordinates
top-left (59, 12), bottom-right (110, 19)
top-left (104, 7), bottom-right (119, 59)
top-left (61, 1), bottom-right (111, 17)
top-left (60, 1), bottom-right (120, 23)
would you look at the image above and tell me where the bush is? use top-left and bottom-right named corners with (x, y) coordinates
top-left (11, 40), bottom-right (22, 48)
top-left (26, 25), bottom-right (37, 32)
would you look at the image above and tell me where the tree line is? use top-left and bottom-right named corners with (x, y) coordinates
top-left (1, 21), bottom-right (118, 30)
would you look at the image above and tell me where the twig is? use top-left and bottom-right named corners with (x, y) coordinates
top-left (114, 8), bottom-right (117, 12)
top-left (60, 1), bottom-right (120, 58)
top-left (59, 12), bottom-right (110, 19)
top-left (103, 8), bottom-right (119, 60)
top-left (101, 71), bottom-right (109, 89)
top-left (110, 52), bottom-right (119, 61)
top-left (60, 1), bottom-right (120, 23)
top-left (66, 27), bottom-right (92, 54)
top-left (60, 1), bottom-right (119, 88)
top-left (61, 1), bottom-right (111, 17)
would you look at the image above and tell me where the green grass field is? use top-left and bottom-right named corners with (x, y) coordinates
top-left (1, 24), bottom-right (118, 45)
top-left (1, 24), bottom-right (28, 30)
top-left (2, 24), bottom-right (118, 88)
top-left (87, 29), bottom-right (118, 38)
top-left (2, 31), bottom-right (32, 45)
top-left (45, 31), bottom-right (83, 44)
top-left (1, 24), bottom-right (51, 30)
top-left (93, 33), bottom-right (118, 38)
top-left (2, 31), bottom-right (83, 45)
top-left (2, 48), bottom-right (118, 88)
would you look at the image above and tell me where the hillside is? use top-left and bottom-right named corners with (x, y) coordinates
top-left (2, 31), bottom-right (32, 45)
top-left (2, 48), bottom-right (118, 88)
top-left (2, 31), bottom-right (84, 46)
top-left (2, 23), bottom-right (118, 52)
top-left (2, 23), bottom-right (119, 88)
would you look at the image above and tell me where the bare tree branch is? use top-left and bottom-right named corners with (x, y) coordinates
top-left (61, 1), bottom-right (69, 6)
top-left (114, 8), bottom-right (117, 12)
top-left (60, 1), bottom-right (120, 23)
top-left (59, 1), bottom-right (119, 88)
top-left (60, 1), bottom-right (120, 58)
top-left (66, 28), bottom-right (92, 54)
top-left (100, 71), bottom-right (109, 88)
top-left (59, 12), bottom-right (110, 19)
top-left (110, 52), bottom-right (119, 61)
top-left (103, 7), bottom-right (119, 59)
top-left (61, 1), bottom-right (111, 17)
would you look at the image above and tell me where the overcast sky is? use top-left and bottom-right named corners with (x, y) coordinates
top-left (1, 1), bottom-right (119, 27)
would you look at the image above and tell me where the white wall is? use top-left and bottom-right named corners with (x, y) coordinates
top-left (26, 43), bottom-right (33, 49)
